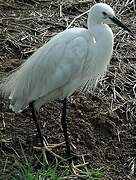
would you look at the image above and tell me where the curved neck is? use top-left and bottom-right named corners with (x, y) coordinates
top-left (90, 24), bottom-right (113, 45)
top-left (87, 10), bottom-right (113, 46)
top-left (89, 23), bottom-right (114, 67)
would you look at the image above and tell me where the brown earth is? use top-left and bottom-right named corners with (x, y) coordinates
top-left (0, 0), bottom-right (136, 179)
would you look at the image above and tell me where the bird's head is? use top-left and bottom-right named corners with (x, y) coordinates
top-left (88, 3), bottom-right (132, 33)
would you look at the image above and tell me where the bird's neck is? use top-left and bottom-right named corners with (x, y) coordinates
top-left (89, 23), bottom-right (114, 61)
top-left (86, 23), bottom-right (114, 81)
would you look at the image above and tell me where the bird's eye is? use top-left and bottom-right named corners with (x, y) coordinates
top-left (102, 12), bottom-right (107, 16)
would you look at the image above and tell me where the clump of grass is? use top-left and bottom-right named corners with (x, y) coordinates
top-left (10, 159), bottom-right (106, 180)
top-left (11, 160), bottom-right (68, 180)
top-left (91, 168), bottom-right (106, 180)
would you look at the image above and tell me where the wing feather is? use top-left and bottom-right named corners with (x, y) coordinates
top-left (0, 28), bottom-right (91, 112)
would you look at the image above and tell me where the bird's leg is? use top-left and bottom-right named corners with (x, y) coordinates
top-left (29, 102), bottom-right (44, 146)
top-left (61, 98), bottom-right (72, 162)
top-left (29, 102), bottom-right (65, 163)
top-left (60, 99), bottom-right (90, 175)
top-left (29, 103), bottom-right (48, 163)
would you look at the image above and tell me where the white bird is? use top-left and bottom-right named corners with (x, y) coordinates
top-left (0, 3), bottom-right (131, 160)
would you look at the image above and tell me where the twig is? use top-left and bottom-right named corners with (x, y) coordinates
top-left (59, 4), bottom-right (63, 17)
top-left (67, 10), bottom-right (89, 29)
top-left (3, 157), bottom-right (8, 174)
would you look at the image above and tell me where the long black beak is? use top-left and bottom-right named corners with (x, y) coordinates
top-left (109, 16), bottom-right (132, 34)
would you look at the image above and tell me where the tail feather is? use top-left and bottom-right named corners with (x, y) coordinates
top-left (0, 72), bottom-right (16, 99)
top-left (0, 69), bottom-right (28, 113)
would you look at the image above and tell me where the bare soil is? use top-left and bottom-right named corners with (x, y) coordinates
top-left (0, 0), bottom-right (136, 179)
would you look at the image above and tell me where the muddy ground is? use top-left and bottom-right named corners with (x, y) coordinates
top-left (0, 0), bottom-right (136, 179)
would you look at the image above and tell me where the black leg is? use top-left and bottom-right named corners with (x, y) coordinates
top-left (29, 102), bottom-right (43, 146)
top-left (61, 98), bottom-right (71, 160)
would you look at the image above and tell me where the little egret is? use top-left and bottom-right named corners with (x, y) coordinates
top-left (0, 3), bottom-right (132, 160)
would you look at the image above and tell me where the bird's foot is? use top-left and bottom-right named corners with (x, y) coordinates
top-left (70, 160), bottom-right (89, 177)
top-left (60, 155), bottom-right (89, 177)
top-left (33, 138), bottom-right (65, 164)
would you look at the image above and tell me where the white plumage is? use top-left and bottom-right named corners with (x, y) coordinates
top-left (0, 3), bottom-right (130, 113)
